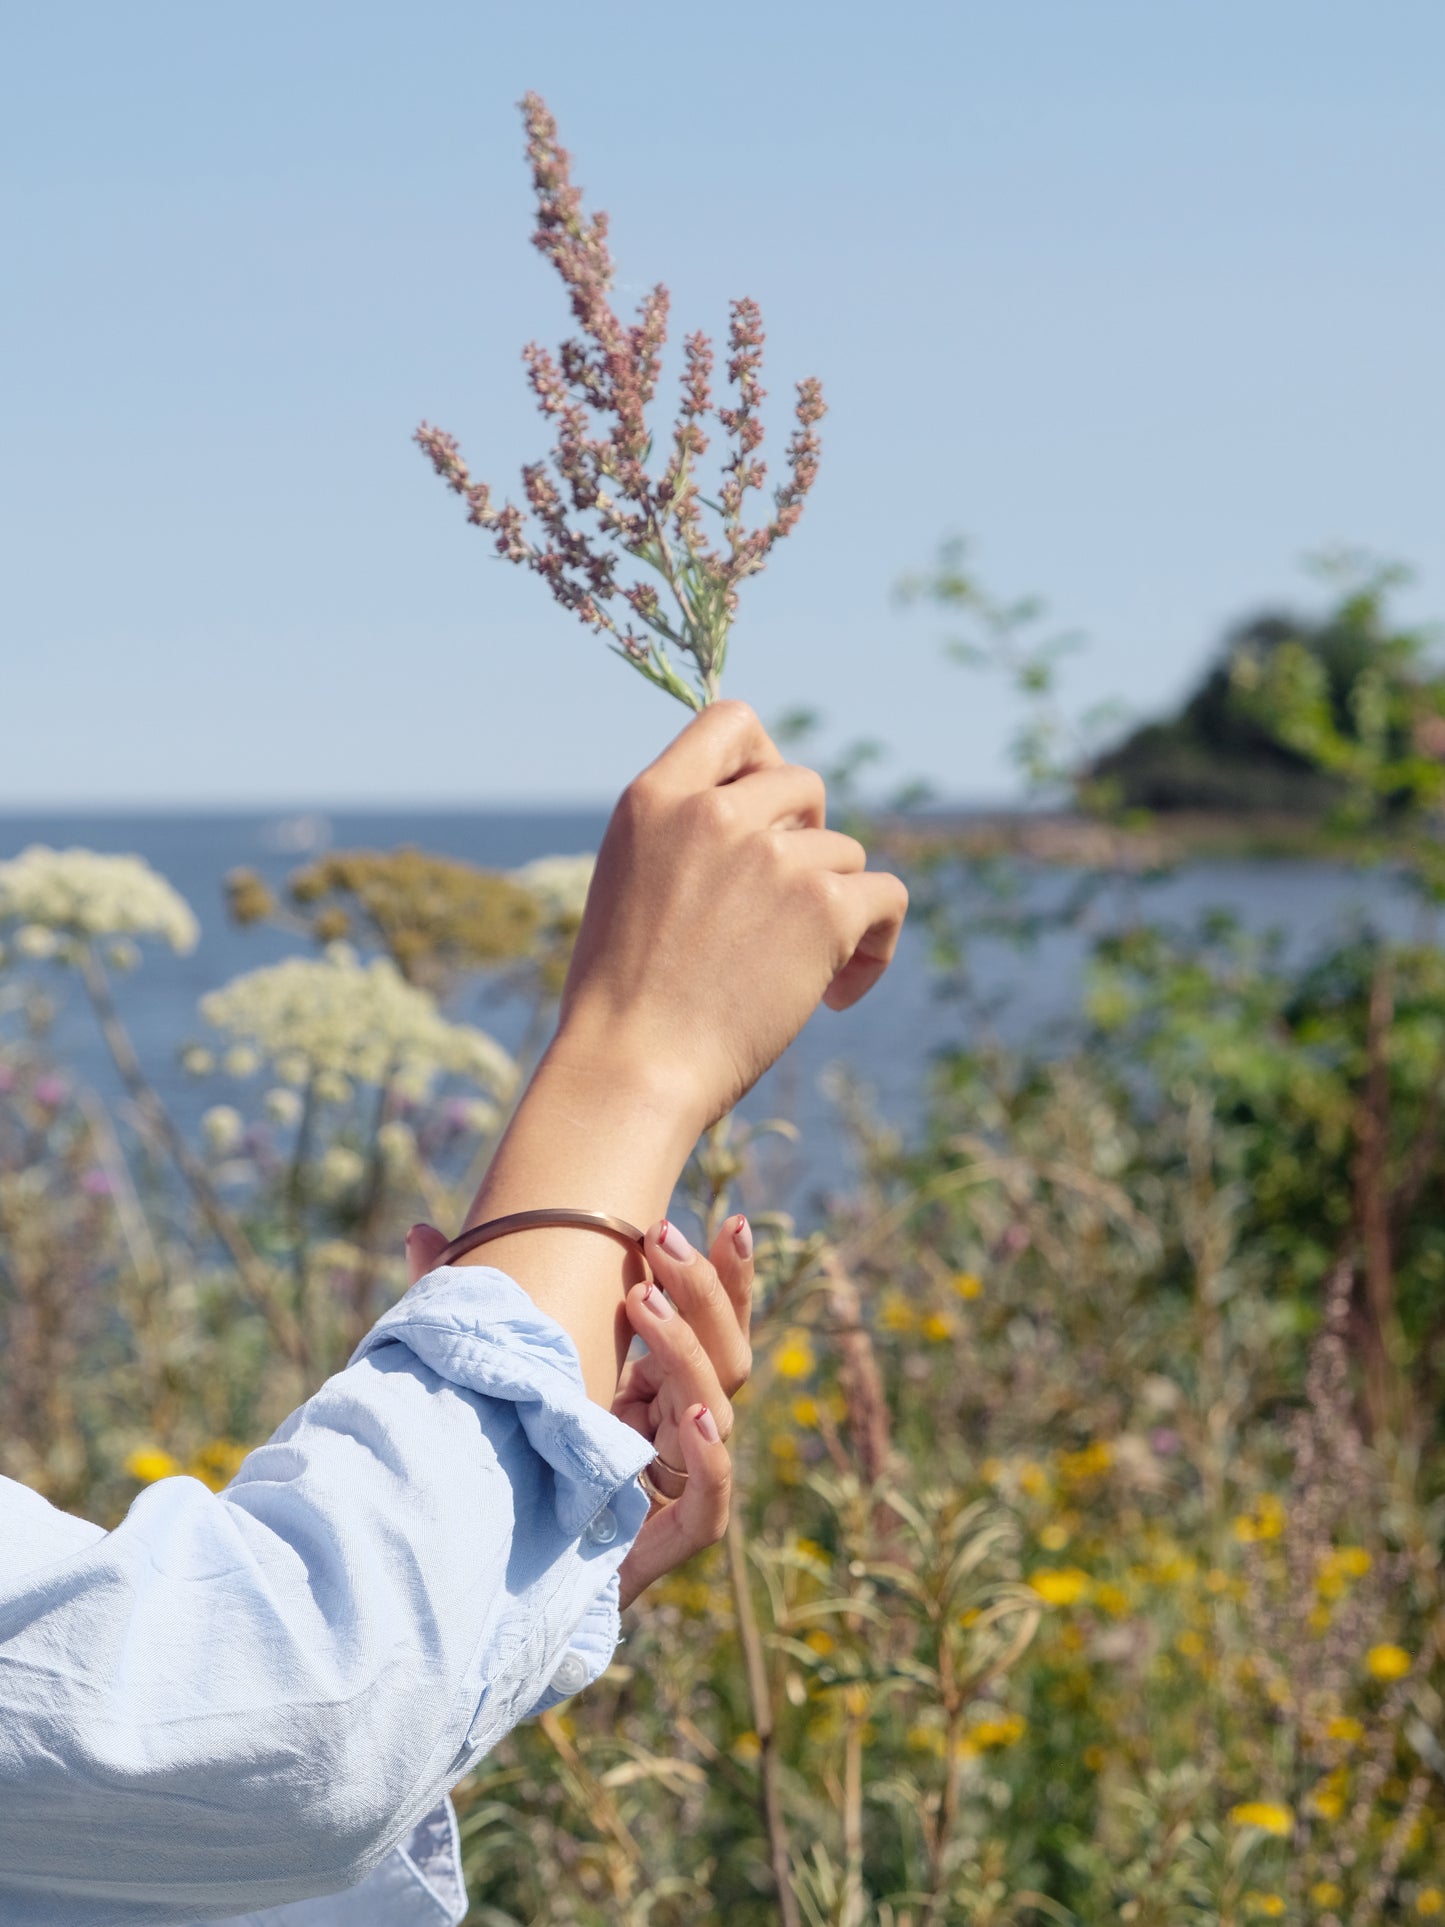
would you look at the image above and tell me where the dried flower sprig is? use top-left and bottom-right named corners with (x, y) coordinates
top-left (415, 91), bottom-right (826, 710)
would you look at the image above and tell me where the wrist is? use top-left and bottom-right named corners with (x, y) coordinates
top-left (455, 1017), bottom-right (707, 1408)
top-left (544, 1015), bottom-right (712, 1150)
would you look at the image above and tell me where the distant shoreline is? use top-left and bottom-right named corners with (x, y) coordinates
top-left (870, 809), bottom-right (1416, 868)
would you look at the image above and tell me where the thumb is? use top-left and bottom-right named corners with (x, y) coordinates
top-left (404, 1222), bottom-right (450, 1286)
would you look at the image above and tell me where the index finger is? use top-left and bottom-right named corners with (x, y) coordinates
top-left (822, 868), bottom-right (910, 1012)
top-left (642, 699), bottom-right (783, 792)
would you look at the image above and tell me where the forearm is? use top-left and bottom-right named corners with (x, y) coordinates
top-left (453, 1024), bottom-right (706, 1407)
top-left (0, 1275), bottom-right (655, 1921)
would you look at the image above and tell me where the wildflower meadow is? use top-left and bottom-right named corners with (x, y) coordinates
top-left (4, 91), bottom-right (1445, 1927)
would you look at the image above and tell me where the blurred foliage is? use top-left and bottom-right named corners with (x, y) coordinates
top-left (4, 543), bottom-right (1445, 1919)
top-left (1092, 550), bottom-right (1445, 822)
top-left (227, 847), bottom-right (541, 990)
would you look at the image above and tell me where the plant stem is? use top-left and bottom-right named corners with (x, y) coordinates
top-left (77, 943), bottom-right (308, 1370)
top-left (725, 1502), bottom-right (802, 1927)
top-left (841, 1715), bottom-right (865, 1927)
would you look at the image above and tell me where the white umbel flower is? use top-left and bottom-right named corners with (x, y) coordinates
top-left (0, 848), bottom-right (199, 953)
top-left (200, 948), bottom-right (517, 1103)
top-left (510, 853), bottom-right (596, 925)
top-left (201, 1105), bottom-right (246, 1156)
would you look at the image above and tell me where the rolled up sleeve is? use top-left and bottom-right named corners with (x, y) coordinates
top-left (0, 1265), bottom-right (653, 1926)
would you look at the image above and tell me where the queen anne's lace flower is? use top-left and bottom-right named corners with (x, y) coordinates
top-left (511, 853), bottom-right (596, 926)
top-left (0, 847), bottom-right (199, 954)
top-left (201, 1106), bottom-right (245, 1156)
top-left (200, 947), bottom-right (517, 1103)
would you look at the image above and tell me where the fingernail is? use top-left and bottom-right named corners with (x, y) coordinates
top-left (406, 1224), bottom-right (428, 1243)
top-left (693, 1403), bottom-right (721, 1444)
top-left (656, 1218), bottom-right (697, 1264)
top-left (641, 1281), bottom-right (675, 1319)
top-left (732, 1214), bottom-right (753, 1260)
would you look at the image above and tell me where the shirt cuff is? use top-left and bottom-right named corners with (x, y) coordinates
top-left (519, 1568), bottom-right (625, 1721)
top-left (351, 1264), bottom-right (655, 1539)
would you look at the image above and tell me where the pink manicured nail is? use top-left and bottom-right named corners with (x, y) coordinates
top-left (731, 1214), bottom-right (753, 1260)
top-left (657, 1218), bottom-right (697, 1264)
top-left (693, 1403), bottom-right (720, 1443)
top-left (641, 1281), bottom-right (675, 1319)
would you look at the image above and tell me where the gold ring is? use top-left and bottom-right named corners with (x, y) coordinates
top-left (641, 1458), bottom-right (688, 1503)
top-left (637, 1466), bottom-right (670, 1506)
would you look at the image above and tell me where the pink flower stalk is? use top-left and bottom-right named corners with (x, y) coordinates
top-left (415, 92), bottom-right (827, 710)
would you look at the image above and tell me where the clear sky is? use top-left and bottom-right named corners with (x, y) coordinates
top-left (4, 0), bottom-right (1443, 807)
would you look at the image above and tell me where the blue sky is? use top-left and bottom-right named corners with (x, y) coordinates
top-left (4, 0), bottom-right (1443, 806)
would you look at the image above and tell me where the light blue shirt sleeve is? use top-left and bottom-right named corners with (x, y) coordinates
top-left (0, 1265), bottom-right (655, 1926)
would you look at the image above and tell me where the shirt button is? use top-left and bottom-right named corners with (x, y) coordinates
top-left (585, 1505), bottom-right (618, 1546)
top-left (550, 1651), bottom-right (589, 1696)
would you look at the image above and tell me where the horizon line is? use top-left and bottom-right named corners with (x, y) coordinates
top-left (0, 793), bottom-right (1022, 818)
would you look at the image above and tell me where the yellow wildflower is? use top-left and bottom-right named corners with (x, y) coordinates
top-left (1151, 1553), bottom-right (1198, 1586)
top-left (774, 1328), bottom-right (815, 1380)
top-left (922, 1311), bottom-right (955, 1343)
top-left (804, 1629), bottom-right (834, 1657)
top-left (1082, 1744), bottom-right (1107, 1772)
top-left (1308, 1604), bottom-right (1332, 1635)
top-left (1028, 1567), bottom-right (1091, 1607)
top-left (1204, 1567), bottom-right (1230, 1594)
top-left (1254, 1493), bottom-right (1286, 1538)
top-left (842, 1683), bottom-right (869, 1718)
top-left (1417, 1890), bottom-right (1444, 1917)
top-left (1366, 1643), bottom-right (1411, 1681)
top-left (731, 1731), bottom-right (761, 1763)
top-left (1095, 1582), bottom-right (1131, 1618)
top-left (1229, 1802), bottom-right (1294, 1837)
top-left (980, 1458), bottom-right (1004, 1485)
top-left (1175, 1629), bottom-right (1205, 1660)
top-left (790, 1396), bottom-right (820, 1427)
top-left (188, 1439), bottom-right (247, 1492)
top-left (1310, 1884), bottom-right (1344, 1909)
top-left (1336, 1545), bottom-right (1372, 1577)
top-left (1243, 1895), bottom-right (1285, 1918)
top-left (125, 1447), bottom-right (181, 1485)
top-left (950, 1270), bottom-right (983, 1300)
top-left (1233, 1493), bottom-right (1286, 1543)
top-left (1326, 1715), bottom-right (1363, 1744)
top-left (906, 1723), bottom-right (944, 1755)
top-left (1309, 1786), bottom-right (1344, 1822)
top-left (965, 1712), bottom-right (1026, 1750)
top-left (1058, 1440), bottom-right (1112, 1483)
top-left (1039, 1522), bottom-right (1070, 1552)
top-left (768, 1432), bottom-right (799, 1460)
top-left (1018, 1461), bottom-right (1049, 1499)
top-left (876, 1289), bottom-right (917, 1334)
